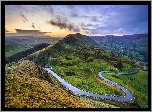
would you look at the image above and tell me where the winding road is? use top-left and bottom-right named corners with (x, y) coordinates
top-left (43, 68), bottom-right (139, 103)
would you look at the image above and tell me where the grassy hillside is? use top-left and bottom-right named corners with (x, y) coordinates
top-left (5, 43), bottom-right (50, 64)
top-left (5, 37), bottom-right (60, 59)
top-left (103, 70), bottom-right (148, 108)
top-left (5, 33), bottom-right (148, 108)
top-left (5, 60), bottom-right (94, 108)
top-left (24, 33), bottom-right (148, 108)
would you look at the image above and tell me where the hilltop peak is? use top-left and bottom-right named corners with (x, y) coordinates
top-left (62, 33), bottom-right (98, 46)
top-left (65, 33), bottom-right (87, 38)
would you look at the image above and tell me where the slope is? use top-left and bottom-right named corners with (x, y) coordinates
top-left (5, 43), bottom-right (50, 64)
top-left (5, 60), bottom-right (94, 108)
top-left (23, 33), bottom-right (148, 108)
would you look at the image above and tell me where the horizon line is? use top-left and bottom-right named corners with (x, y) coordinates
top-left (5, 33), bottom-right (148, 37)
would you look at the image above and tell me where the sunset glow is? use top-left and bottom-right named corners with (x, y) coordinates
top-left (5, 5), bottom-right (148, 37)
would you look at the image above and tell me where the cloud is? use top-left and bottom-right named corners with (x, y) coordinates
top-left (113, 28), bottom-right (126, 34)
top-left (81, 15), bottom-right (89, 18)
top-left (15, 5), bottom-right (54, 21)
top-left (91, 16), bottom-right (100, 22)
top-left (81, 23), bottom-right (100, 30)
top-left (70, 12), bottom-right (79, 18)
top-left (66, 5), bottom-right (75, 10)
top-left (13, 5), bottom-right (24, 11)
top-left (32, 23), bottom-right (35, 28)
top-left (91, 28), bottom-right (111, 35)
top-left (85, 31), bottom-right (91, 35)
top-left (5, 29), bottom-right (10, 32)
top-left (39, 5), bottom-right (54, 15)
top-left (81, 15), bottom-right (103, 24)
top-left (6, 5), bottom-right (148, 36)
top-left (5, 29), bottom-right (51, 36)
top-left (134, 27), bottom-right (148, 34)
top-left (15, 29), bottom-right (44, 33)
top-left (47, 15), bottom-right (80, 32)
top-left (67, 5), bottom-right (94, 15)
top-left (19, 12), bottom-right (28, 22)
top-left (81, 5), bottom-right (148, 35)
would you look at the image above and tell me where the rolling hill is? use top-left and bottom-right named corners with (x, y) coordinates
top-left (90, 34), bottom-right (148, 62)
top-left (5, 43), bottom-right (50, 64)
top-left (5, 33), bottom-right (148, 108)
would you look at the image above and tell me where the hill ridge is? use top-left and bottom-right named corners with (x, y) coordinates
top-left (62, 33), bottom-right (99, 46)
top-left (5, 33), bottom-right (148, 108)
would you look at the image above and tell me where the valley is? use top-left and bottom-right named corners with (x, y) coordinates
top-left (90, 34), bottom-right (148, 63)
top-left (5, 33), bottom-right (148, 108)
top-left (5, 37), bottom-right (61, 59)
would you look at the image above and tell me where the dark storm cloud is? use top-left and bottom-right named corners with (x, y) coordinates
top-left (47, 15), bottom-right (80, 32)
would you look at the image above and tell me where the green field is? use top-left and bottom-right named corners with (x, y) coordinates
top-left (102, 70), bottom-right (148, 108)
top-left (52, 56), bottom-right (124, 96)
top-left (50, 54), bottom-right (148, 108)
top-left (5, 38), bottom-right (60, 59)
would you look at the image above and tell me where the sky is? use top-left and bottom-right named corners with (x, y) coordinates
top-left (5, 5), bottom-right (148, 37)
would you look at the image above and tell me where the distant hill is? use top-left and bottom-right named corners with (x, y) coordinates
top-left (5, 43), bottom-right (50, 64)
top-left (25, 33), bottom-right (102, 66)
top-left (90, 34), bottom-right (148, 44)
top-left (63, 33), bottom-right (99, 46)
top-left (25, 33), bottom-right (138, 70)
top-left (132, 34), bottom-right (148, 44)
top-left (90, 34), bottom-right (148, 62)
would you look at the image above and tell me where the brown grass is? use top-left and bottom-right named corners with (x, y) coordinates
top-left (5, 60), bottom-right (94, 108)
